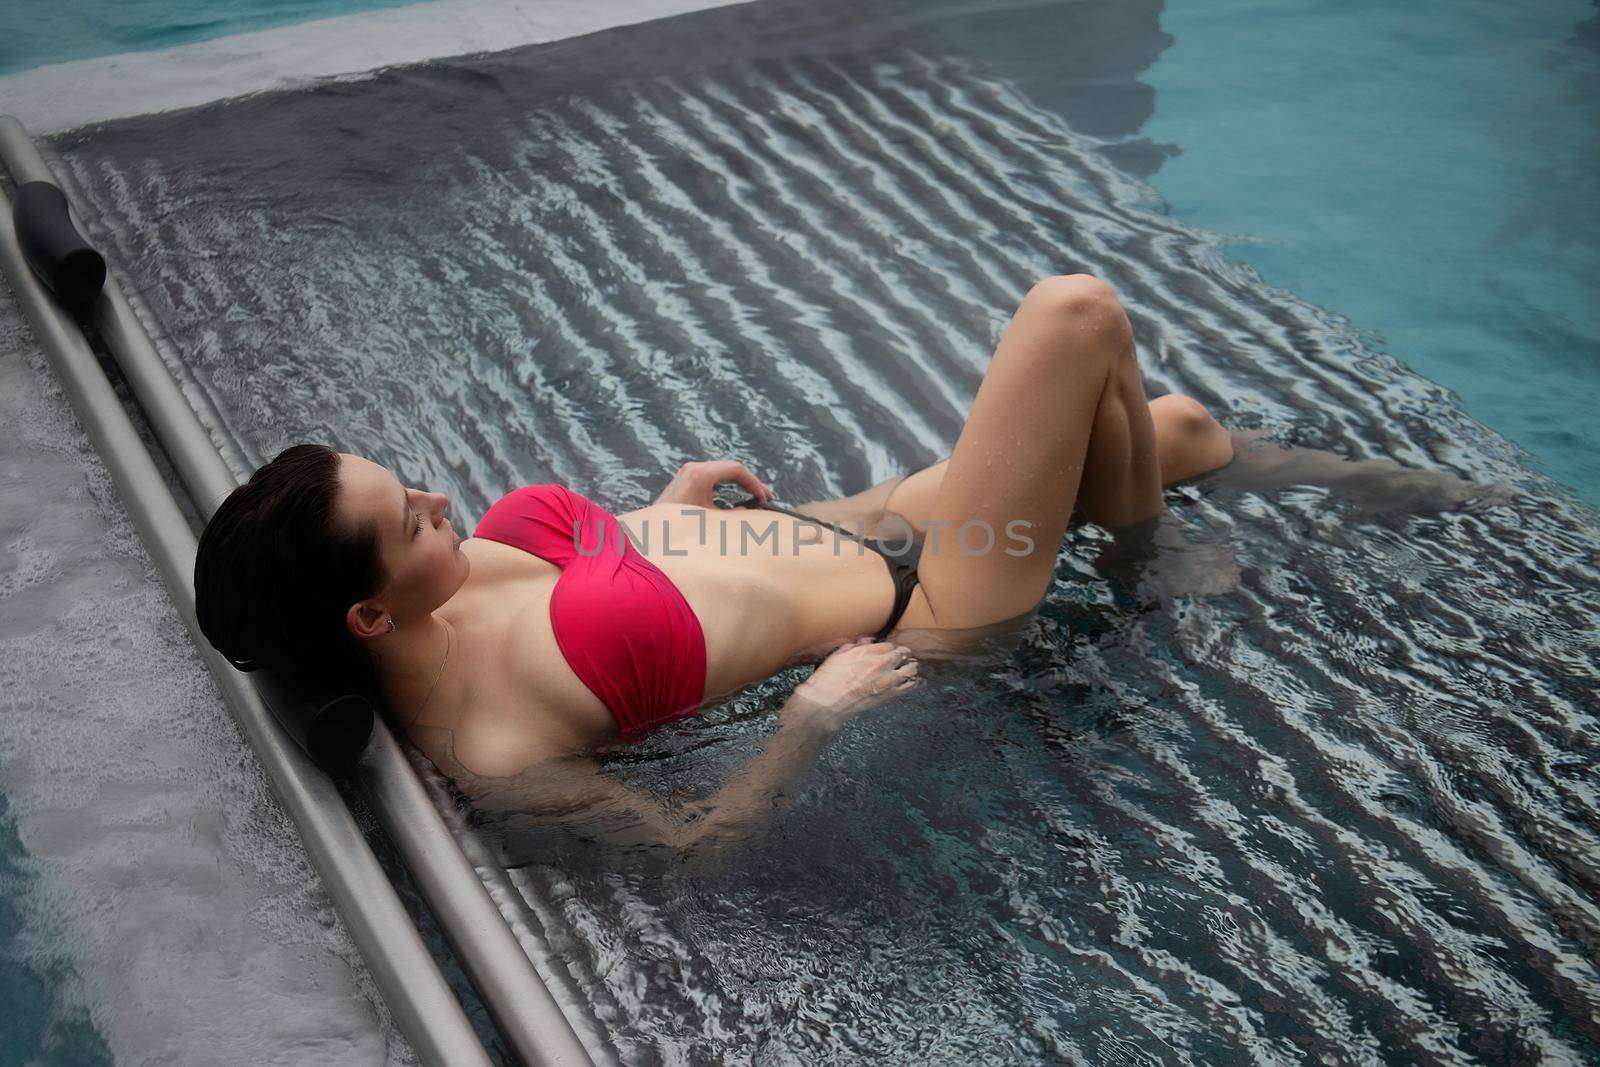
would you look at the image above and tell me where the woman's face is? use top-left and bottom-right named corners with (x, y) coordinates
top-left (337, 453), bottom-right (470, 630)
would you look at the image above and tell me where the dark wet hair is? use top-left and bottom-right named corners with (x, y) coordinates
top-left (194, 443), bottom-right (386, 704)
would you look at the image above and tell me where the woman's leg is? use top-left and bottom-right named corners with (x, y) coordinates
top-left (877, 275), bottom-right (1170, 630)
top-left (794, 393), bottom-right (1231, 530)
top-left (1200, 429), bottom-right (1511, 512)
top-left (791, 390), bottom-right (1234, 542)
top-left (800, 411), bottom-right (1502, 541)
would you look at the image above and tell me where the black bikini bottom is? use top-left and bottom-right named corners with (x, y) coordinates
top-left (732, 495), bottom-right (924, 640)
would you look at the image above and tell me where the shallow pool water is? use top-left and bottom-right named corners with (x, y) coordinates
top-left (7, 0), bottom-right (1599, 1062)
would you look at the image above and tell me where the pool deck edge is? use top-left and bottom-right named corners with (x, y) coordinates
top-left (0, 0), bottom-right (754, 134)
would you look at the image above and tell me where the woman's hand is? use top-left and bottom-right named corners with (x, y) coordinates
top-left (786, 636), bottom-right (921, 731)
top-left (653, 460), bottom-right (775, 509)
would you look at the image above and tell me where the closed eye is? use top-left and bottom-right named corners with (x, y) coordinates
top-left (413, 510), bottom-right (425, 536)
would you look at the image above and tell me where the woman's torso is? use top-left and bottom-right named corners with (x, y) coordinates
top-left (418, 499), bottom-right (898, 767)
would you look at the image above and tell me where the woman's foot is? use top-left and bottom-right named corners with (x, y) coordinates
top-left (1202, 429), bottom-right (1515, 516)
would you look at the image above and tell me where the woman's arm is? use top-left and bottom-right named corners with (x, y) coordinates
top-left (664, 695), bottom-right (849, 851)
top-left (466, 639), bottom-right (920, 854)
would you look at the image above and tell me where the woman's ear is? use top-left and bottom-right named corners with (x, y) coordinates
top-left (347, 600), bottom-right (391, 639)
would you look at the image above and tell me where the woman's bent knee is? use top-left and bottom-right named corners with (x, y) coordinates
top-left (1161, 394), bottom-right (1218, 437)
top-left (1019, 275), bottom-right (1131, 358)
top-left (1156, 394), bottom-right (1235, 478)
top-left (1024, 273), bottom-right (1122, 319)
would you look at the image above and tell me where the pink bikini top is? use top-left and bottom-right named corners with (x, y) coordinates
top-left (473, 484), bottom-right (709, 738)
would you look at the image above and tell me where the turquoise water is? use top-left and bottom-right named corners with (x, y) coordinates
top-left (0, 803), bottom-right (111, 1065)
top-left (1141, 0), bottom-right (1600, 504)
top-left (0, 0), bottom-right (421, 76)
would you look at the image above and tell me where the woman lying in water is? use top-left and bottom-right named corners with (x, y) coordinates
top-left (193, 275), bottom-right (1500, 853)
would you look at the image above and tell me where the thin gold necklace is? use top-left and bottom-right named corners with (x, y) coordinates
top-left (409, 618), bottom-right (454, 728)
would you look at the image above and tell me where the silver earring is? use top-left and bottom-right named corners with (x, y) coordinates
top-left (387, 618), bottom-right (396, 634)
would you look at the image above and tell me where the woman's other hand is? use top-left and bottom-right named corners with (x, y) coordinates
top-left (787, 636), bottom-right (921, 730)
top-left (653, 459), bottom-right (774, 509)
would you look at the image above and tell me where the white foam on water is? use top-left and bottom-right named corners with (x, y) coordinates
top-left (0, 0), bottom-right (753, 134)
top-left (0, 294), bottom-right (412, 1065)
